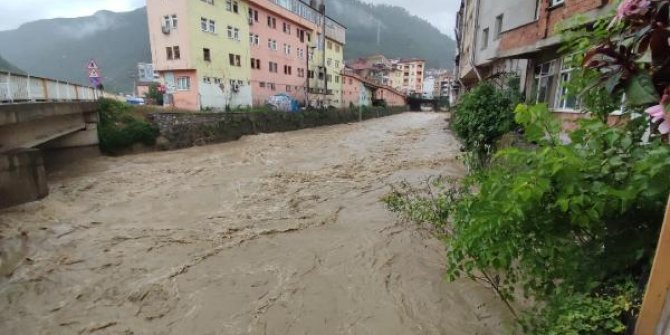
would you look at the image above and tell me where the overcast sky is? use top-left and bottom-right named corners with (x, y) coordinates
top-left (0, 0), bottom-right (457, 36)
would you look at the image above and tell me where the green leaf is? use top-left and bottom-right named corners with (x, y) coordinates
top-left (624, 73), bottom-right (660, 106)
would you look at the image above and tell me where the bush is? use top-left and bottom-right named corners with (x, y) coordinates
top-left (451, 81), bottom-right (521, 166)
top-left (384, 104), bottom-right (670, 333)
top-left (144, 83), bottom-right (164, 105)
top-left (98, 98), bottom-right (159, 154)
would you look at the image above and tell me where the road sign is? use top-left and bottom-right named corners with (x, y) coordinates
top-left (87, 59), bottom-right (99, 69)
top-left (88, 68), bottom-right (101, 78)
top-left (90, 77), bottom-right (101, 87)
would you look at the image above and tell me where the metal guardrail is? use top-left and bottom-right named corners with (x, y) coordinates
top-left (0, 71), bottom-right (99, 104)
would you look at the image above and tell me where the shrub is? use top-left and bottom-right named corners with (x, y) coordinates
top-left (144, 83), bottom-right (164, 105)
top-left (451, 81), bottom-right (521, 166)
top-left (384, 104), bottom-right (670, 333)
top-left (98, 98), bottom-right (159, 154)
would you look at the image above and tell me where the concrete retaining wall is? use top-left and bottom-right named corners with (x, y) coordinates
top-left (150, 106), bottom-right (406, 150)
top-left (0, 149), bottom-right (48, 209)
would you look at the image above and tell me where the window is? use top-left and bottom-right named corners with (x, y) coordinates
top-left (554, 58), bottom-right (581, 110)
top-left (268, 39), bottom-right (277, 51)
top-left (335, 76), bottom-right (340, 83)
top-left (269, 62), bottom-right (278, 73)
top-left (550, 0), bottom-right (565, 7)
top-left (495, 15), bottom-right (503, 39)
top-left (533, 60), bottom-right (559, 105)
top-left (282, 22), bottom-right (291, 34)
top-left (326, 74), bottom-right (332, 82)
top-left (209, 20), bottom-right (216, 33)
top-left (226, 0), bottom-right (239, 13)
top-left (163, 15), bottom-right (178, 29)
top-left (203, 76), bottom-right (211, 84)
top-left (284, 65), bottom-right (292, 75)
top-left (203, 48), bottom-right (211, 61)
top-left (227, 26), bottom-right (240, 40)
top-left (201, 17), bottom-right (208, 31)
top-left (171, 15), bottom-right (178, 29)
top-left (248, 8), bottom-right (259, 22)
top-left (201, 0), bottom-right (214, 4)
top-left (286, 85), bottom-right (291, 92)
top-left (481, 28), bottom-right (489, 49)
top-left (308, 70), bottom-right (314, 79)
top-left (259, 82), bottom-right (266, 88)
top-left (297, 68), bottom-right (305, 77)
top-left (284, 44), bottom-right (291, 55)
top-left (335, 44), bottom-right (340, 53)
top-left (166, 46), bottom-right (180, 60)
top-left (229, 54), bottom-right (241, 67)
top-left (176, 76), bottom-right (191, 90)
top-left (251, 58), bottom-right (261, 69)
top-left (269, 83), bottom-right (276, 90)
top-left (297, 48), bottom-right (304, 59)
top-left (327, 58), bottom-right (332, 66)
top-left (249, 33), bottom-right (259, 46)
top-left (335, 60), bottom-right (340, 68)
top-left (327, 41), bottom-right (332, 50)
top-left (267, 16), bottom-right (276, 28)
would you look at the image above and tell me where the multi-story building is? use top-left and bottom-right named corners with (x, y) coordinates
top-left (346, 55), bottom-right (394, 87)
top-left (394, 58), bottom-right (425, 95)
top-left (454, 0), bottom-right (613, 118)
top-left (147, 0), bottom-right (347, 111)
top-left (246, 0), bottom-right (312, 107)
top-left (323, 18), bottom-right (346, 108)
top-left (147, 0), bottom-right (252, 110)
top-left (341, 67), bottom-right (406, 108)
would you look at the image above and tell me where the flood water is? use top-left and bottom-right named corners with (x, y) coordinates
top-left (0, 112), bottom-right (510, 334)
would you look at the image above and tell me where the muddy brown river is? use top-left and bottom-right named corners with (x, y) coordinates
top-left (0, 113), bottom-right (510, 334)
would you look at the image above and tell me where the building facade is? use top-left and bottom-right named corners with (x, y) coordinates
top-left (454, 0), bottom-right (612, 118)
top-left (341, 68), bottom-right (406, 108)
top-left (394, 58), bottom-right (425, 95)
top-left (147, 0), bottom-right (348, 111)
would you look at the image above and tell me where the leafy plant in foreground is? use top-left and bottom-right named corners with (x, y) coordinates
top-left (385, 104), bottom-right (670, 333)
top-left (451, 81), bottom-right (521, 167)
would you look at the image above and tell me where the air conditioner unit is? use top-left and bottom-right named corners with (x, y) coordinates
top-left (161, 25), bottom-right (171, 34)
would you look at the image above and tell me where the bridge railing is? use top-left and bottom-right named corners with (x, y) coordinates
top-left (0, 71), bottom-right (99, 104)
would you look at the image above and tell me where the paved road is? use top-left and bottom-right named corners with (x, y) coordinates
top-left (0, 112), bottom-right (509, 334)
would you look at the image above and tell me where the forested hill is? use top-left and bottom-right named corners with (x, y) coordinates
top-left (328, 0), bottom-right (455, 69)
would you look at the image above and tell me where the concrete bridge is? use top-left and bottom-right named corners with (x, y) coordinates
top-left (0, 71), bottom-right (101, 208)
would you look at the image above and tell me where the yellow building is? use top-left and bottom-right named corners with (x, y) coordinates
top-left (147, 0), bottom-right (252, 109)
top-left (148, 0), bottom-right (346, 110)
top-left (325, 37), bottom-right (345, 108)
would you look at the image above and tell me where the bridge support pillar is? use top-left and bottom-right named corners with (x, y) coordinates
top-left (0, 149), bottom-right (48, 209)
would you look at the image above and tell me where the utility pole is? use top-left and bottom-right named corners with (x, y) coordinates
top-left (321, 1), bottom-right (327, 107)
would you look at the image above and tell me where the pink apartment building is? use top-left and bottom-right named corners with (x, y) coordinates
top-left (247, 0), bottom-right (314, 106)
